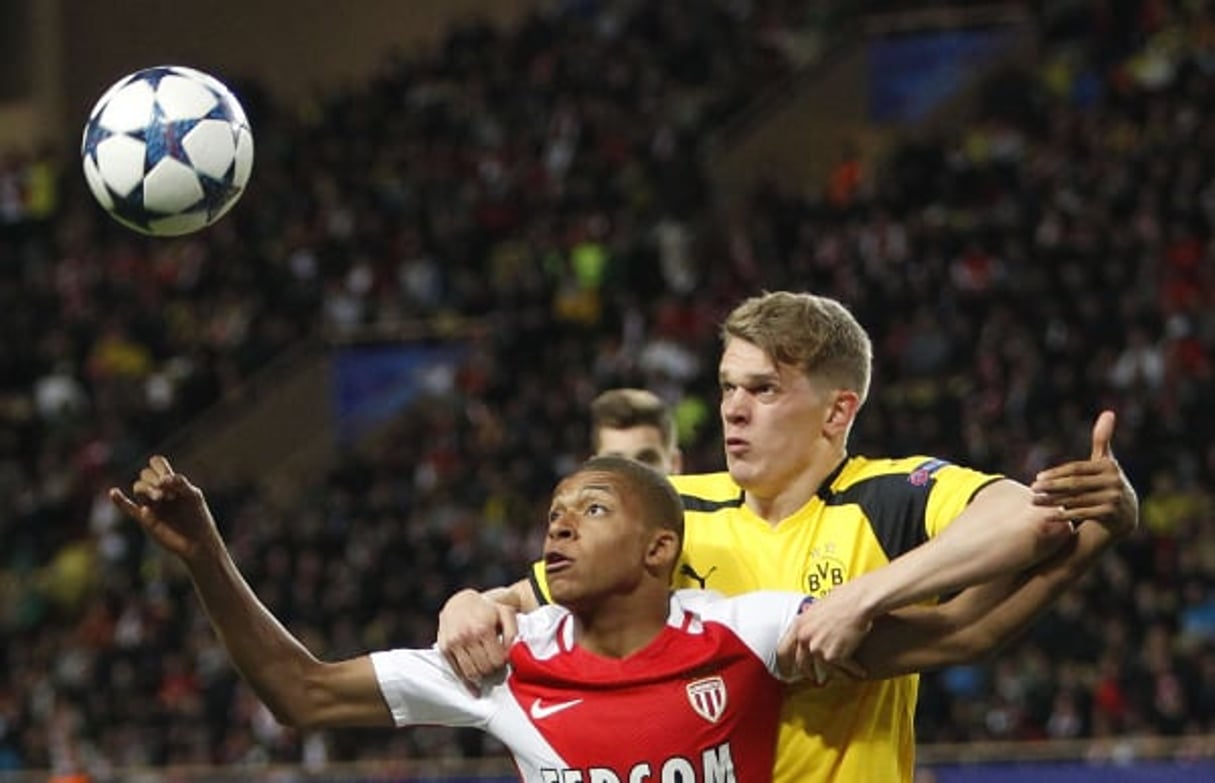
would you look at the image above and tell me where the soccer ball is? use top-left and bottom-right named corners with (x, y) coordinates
top-left (81, 65), bottom-right (254, 237)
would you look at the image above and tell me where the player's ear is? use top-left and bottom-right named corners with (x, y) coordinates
top-left (669, 448), bottom-right (684, 475)
top-left (646, 530), bottom-right (680, 568)
top-left (823, 389), bottom-right (861, 436)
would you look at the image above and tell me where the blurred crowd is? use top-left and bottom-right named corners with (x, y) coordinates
top-left (0, 0), bottom-right (1213, 776)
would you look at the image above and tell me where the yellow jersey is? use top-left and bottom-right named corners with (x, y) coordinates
top-left (532, 455), bottom-right (1001, 783)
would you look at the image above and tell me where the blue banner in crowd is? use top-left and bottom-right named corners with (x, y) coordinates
top-left (332, 342), bottom-right (468, 445)
top-left (867, 27), bottom-right (1014, 124)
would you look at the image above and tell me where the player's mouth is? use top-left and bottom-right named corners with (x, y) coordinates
top-left (725, 436), bottom-right (749, 455)
top-left (544, 551), bottom-right (573, 576)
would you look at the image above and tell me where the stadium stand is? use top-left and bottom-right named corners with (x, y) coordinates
top-left (0, 0), bottom-right (1212, 779)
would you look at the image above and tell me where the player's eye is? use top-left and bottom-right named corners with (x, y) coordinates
top-left (635, 449), bottom-right (662, 466)
top-left (586, 503), bottom-right (608, 516)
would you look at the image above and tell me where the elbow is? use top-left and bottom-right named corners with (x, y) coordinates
top-left (256, 687), bottom-right (319, 731)
top-left (246, 659), bottom-right (330, 731)
top-left (265, 703), bottom-right (310, 731)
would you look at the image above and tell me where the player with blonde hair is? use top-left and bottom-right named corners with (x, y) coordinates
top-left (440, 291), bottom-right (1138, 782)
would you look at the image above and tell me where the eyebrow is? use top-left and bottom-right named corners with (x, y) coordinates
top-left (719, 370), bottom-right (781, 384)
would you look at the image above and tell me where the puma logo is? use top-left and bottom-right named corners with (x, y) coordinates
top-left (680, 563), bottom-right (718, 589)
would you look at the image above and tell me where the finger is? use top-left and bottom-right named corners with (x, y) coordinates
top-left (109, 488), bottom-right (143, 519)
top-left (133, 477), bottom-right (162, 502)
top-left (158, 472), bottom-right (196, 501)
top-left (1054, 502), bottom-right (1116, 521)
top-left (475, 638), bottom-right (507, 674)
top-left (498, 606), bottom-right (519, 646)
top-left (1032, 467), bottom-right (1118, 495)
top-left (447, 647), bottom-right (482, 686)
top-left (776, 632), bottom-right (797, 676)
top-left (445, 652), bottom-right (483, 697)
top-left (1091, 410), bottom-right (1115, 460)
top-left (1039, 505), bottom-right (1080, 529)
top-left (463, 643), bottom-right (496, 679)
top-left (830, 658), bottom-right (868, 680)
top-left (1032, 483), bottom-right (1121, 507)
top-left (150, 454), bottom-right (175, 478)
top-left (1033, 460), bottom-right (1113, 484)
top-left (1037, 498), bottom-right (1119, 520)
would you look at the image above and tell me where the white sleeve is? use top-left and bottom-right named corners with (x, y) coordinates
top-left (370, 647), bottom-right (498, 729)
top-left (689, 590), bottom-right (810, 678)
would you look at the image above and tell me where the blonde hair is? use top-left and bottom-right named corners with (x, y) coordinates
top-left (722, 291), bottom-right (872, 401)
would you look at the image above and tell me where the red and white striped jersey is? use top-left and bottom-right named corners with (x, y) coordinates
top-left (371, 590), bottom-right (808, 783)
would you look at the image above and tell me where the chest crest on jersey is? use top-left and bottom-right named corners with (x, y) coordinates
top-left (686, 676), bottom-right (728, 723)
top-left (804, 549), bottom-right (849, 598)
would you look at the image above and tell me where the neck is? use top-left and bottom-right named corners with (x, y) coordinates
top-left (745, 446), bottom-right (848, 525)
top-left (573, 588), bottom-right (671, 659)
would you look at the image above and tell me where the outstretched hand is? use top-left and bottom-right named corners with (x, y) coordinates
top-left (1031, 411), bottom-right (1139, 539)
top-left (109, 455), bottom-right (219, 562)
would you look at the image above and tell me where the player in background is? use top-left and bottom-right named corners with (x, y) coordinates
top-left (589, 388), bottom-right (683, 475)
top-left (109, 454), bottom-right (1125, 783)
top-left (437, 291), bottom-right (1140, 783)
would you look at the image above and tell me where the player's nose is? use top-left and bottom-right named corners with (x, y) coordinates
top-left (546, 511), bottom-right (577, 541)
top-left (721, 388), bottom-right (749, 422)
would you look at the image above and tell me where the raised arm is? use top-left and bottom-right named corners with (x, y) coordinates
top-left (802, 411), bottom-right (1138, 679)
top-left (110, 456), bottom-right (393, 730)
top-left (858, 514), bottom-right (1127, 678)
top-left (787, 484), bottom-right (1071, 674)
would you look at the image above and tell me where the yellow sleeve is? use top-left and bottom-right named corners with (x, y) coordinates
top-left (925, 463), bottom-right (1004, 538)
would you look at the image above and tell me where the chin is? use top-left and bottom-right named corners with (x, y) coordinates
top-left (726, 459), bottom-right (760, 487)
top-left (548, 585), bottom-right (581, 608)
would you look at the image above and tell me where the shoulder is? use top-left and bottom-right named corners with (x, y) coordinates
top-left (832, 455), bottom-right (1001, 496)
top-left (672, 590), bottom-right (808, 671)
top-left (514, 604), bottom-right (573, 661)
top-left (828, 455), bottom-right (1006, 557)
top-left (517, 604), bottom-right (571, 639)
top-left (674, 589), bottom-right (806, 623)
top-left (669, 472), bottom-right (743, 513)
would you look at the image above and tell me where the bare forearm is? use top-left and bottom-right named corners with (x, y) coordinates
top-left (859, 520), bottom-right (1118, 678)
top-left (112, 464), bottom-right (389, 729)
top-left (856, 575), bottom-right (1024, 678)
top-left (186, 542), bottom-right (324, 725)
top-left (940, 518), bottom-right (1117, 658)
top-left (852, 481), bottom-right (1068, 617)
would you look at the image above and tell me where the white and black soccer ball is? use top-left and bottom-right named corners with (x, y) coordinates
top-left (81, 65), bottom-right (254, 237)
